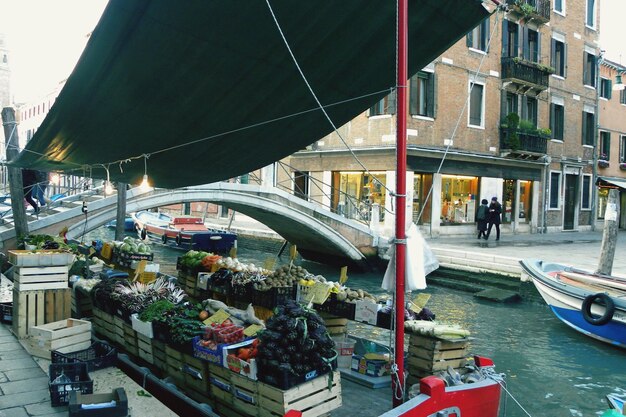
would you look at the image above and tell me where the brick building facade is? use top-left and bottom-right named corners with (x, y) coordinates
top-left (281, 0), bottom-right (606, 238)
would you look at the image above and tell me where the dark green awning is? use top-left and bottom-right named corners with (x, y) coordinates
top-left (12, 0), bottom-right (494, 188)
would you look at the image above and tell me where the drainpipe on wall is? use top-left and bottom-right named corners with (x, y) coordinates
top-left (591, 51), bottom-right (604, 231)
top-left (541, 155), bottom-right (551, 233)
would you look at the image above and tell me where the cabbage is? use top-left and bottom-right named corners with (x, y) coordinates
top-left (121, 243), bottom-right (131, 252)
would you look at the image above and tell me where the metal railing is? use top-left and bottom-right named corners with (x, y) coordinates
top-left (501, 57), bottom-right (550, 88)
top-left (507, 0), bottom-right (550, 22)
top-left (499, 128), bottom-right (548, 154)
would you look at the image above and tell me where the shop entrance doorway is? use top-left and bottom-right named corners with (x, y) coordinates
top-left (563, 174), bottom-right (578, 230)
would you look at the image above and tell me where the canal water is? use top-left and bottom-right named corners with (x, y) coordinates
top-left (84, 227), bottom-right (626, 417)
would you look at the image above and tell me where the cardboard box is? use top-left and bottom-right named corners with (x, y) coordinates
top-left (351, 354), bottom-right (392, 377)
top-left (68, 387), bottom-right (128, 417)
top-left (130, 314), bottom-right (153, 339)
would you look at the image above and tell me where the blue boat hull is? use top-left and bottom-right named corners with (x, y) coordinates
top-left (550, 305), bottom-right (626, 348)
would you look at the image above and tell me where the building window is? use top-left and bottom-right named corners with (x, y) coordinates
top-left (599, 131), bottom-right (610, 160)
top-left (581, 111), bottom-right (595, 146)
top-left (466, 17), bottom-right (490, 52)
top-left (620, 90), bottom-right (626, 105)
top-left (409, 71), bottom-right (435, 118)
top-left (505, 92), bottom-right (518, 116)
top-left (550, 103), bottom-right (564, 140)
top-left (583, 52), bottom-right (596, 87)
top-left (581, 175), bottom-right (592, 210)
top-left (551, 39), bottom-right (567, 77)
top-left (549, 172), bottom-right (561, 209)
top-left (600, 78), bottom-right (612, 99)
top-left (369, 90), bottom-right (396, 116)
top-left (554, 0), bottom-right (565, 14)
top-left (523, 96), bottom-right (537, 127)
top-left (523, 28), bottom-right (540, 63)
top-left (413, 174), bottom-right (433, 225)
top-left (502, 20), bottom-right (518, 58)
top-left (586, 0), bottom-right (596, 28)
top-left (468, 82), bottom-right (484, 128)
top-left (621, 135), bottom-right (626, 162)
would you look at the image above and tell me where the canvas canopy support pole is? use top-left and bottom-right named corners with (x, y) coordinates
top-left (1, 107), bottom-right (29, 240)
top-left (392, 0), bottom-right (408, 408)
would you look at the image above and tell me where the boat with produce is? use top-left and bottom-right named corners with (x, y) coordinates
top-left (520, 259), bottom-right (626, 349)
top-left (131, 210), bottom-right (236, 254)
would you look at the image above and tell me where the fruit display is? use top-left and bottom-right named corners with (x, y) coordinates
top-left (256, 300), bottom-right (337, 388)
top-left (178, 250), bottom-right (217, 270)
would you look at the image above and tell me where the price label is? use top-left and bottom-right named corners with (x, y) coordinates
top-left (355, 299), bottom-right (378, 325)
top-left (289, 245), bottom-right (298, 261)
top-left (243, 324), bottom-right (263, 337)
top-left (203, 309), bottom-right (230, 326)
top-left (309, 282), bottom-right (331, 304)
top-left (133, 260), bottom-right (148, 282)
top-left (263, 258), bottom-right (276, 271)
top-left (409, 293), bottom-right (431, 313)
top-left (339, 266), bottom-right (348, 285)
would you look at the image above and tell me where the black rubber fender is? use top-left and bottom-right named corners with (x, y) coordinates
top-left (581, 293), bottom-right (615, 326)
top-left (162, 234), bottom-right (168, 244)
top-left (175, 233), bottom-right (182, 246)
top-left (140, 228), bottom-right (147, 240)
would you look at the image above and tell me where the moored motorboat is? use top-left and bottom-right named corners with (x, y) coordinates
top-left (520, 259), bottom-right (626, 349)
top-left (132, 210), bottom-right (236, 254)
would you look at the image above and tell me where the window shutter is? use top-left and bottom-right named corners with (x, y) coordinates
top-left (502, 20), bottom-right (509, 56)
top-left (536, 31), bottom-right (541, 64)
top-left (513, 24), bottom-right (519, 57)
top-left (521, 95), bottom-right (528, 120)
top-left (607, 133), bottom-right (611, 159)
top-left (427, 73), bottom-right (436, 118)
top-left (563, 43), bottom-right (567, 78)
top-left (466, 30), bottom-right (473, 48)
top-left (549, 103), bottom-right (555, 137)
top-left (484, 17), bottom-right (490, 52)
top-left (522, 27), bottom-right (529, 60)
top-left (581, 111), bottom-right (587, 145)
top-left (550, 38), bottom-right (556, 68)
top-left (608, 79), bottom-right (612, 99)
top-left (409, 76), bottom-right (417, 115)
top-left (388, 89), bottom-right (397, 115)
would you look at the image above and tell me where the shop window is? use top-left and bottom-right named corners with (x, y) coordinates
top-left (621, 135), bottom-right (626, 162)
top-left (413, 174), bottom-right (433, 225)
top-left (293, 171), bottom-right (309, 200)
top-left (581, 175), bottom-right (592, 210)
top-left (441, 175), bottom-right (478, 225)
top-left (549, 172), bottom-right (561, 209)
top-left (518, 180), bottom-right (532, 222)
top-left (333, 171), bottom-right (386, 222)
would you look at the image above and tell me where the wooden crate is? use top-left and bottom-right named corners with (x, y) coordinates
top-left (14, 266), bottom-right (68, 291)
top-left (113, 316), bottom-right (126, 346)
top-left (152, 340), bottom-right (167, 371)
top-left (209, 363), bottom-right (234, 404)
top-left (12, 288), bottom-right (71, 338)
top-left (123, 323), bottom-right (138, 357)
top-left (231, 372), bottom-right (259, 416)
top-left (137, 332), bottom-right (154, 364)
top-left (45, 288), bottom-right (72, 323)
top-left (27, 318), bottom-right (92, 359)
top-left (182, 353), bottom-right (210, 397)
top-left (71, 287), bottom-right (93, 318)
top-left (8, 250), bottom-right (74, 267)
top-left (407, 334), bottom-right (469, 378)
top-left (257, 371), bottom-right (342, 417)
top-left (165, 345), bottom-right (185, 386)
top-left (320, 314), bottom-right (348, 336)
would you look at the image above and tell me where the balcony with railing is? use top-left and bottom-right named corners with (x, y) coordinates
top-left (499, 127), bottom-right (548, 157)
top-left (507, 0), bottom-right (550, 24)
top-left (501, 57), bottom-right (551, 92)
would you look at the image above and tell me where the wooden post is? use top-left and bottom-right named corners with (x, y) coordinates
top-left (1, 107), bottom-right (29, 241)
top-left (115, 182), bottom-right (127, 241)
top-left (596, 188), bottom-right (620, 275)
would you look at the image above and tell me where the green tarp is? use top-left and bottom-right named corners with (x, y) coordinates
top-left (12, 0), bottom-right (493, 188)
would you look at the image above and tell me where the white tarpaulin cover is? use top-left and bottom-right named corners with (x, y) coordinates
top-left (382, 223), bottom-right (439, 292)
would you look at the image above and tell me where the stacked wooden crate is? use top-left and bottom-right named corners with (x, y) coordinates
top-left (27, 318), bottom-right (92, 359)
top-left (406, 334), bottom-right (470, 385)
top-left (9, 250), bottom-right (73, 338)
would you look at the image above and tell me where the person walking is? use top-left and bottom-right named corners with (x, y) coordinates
top-left (22, 169), bottom-right (39, 214)
top-left (486, 196), bottom-right (502, 241)
top-left (476, 199), bottom-right (489, 239)
top-left (34, 170), bottom-right (49, 207)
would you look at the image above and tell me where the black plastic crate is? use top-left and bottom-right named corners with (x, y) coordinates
top-left (315, 294), bottom-right (356, 320)
top-left (0, 302), bottom-right (12, 324)
top-left (48, 363), bottom-right (93, 407)
top-left (152, 320), bottom-right (171, 343)
top-left (252, 286), bottom-right (295, 309)
top-left (51, 341), bottom-right (117, 372)
top-left (231, 282), bottom-right (253, 303)
top-left (69, 387), bottom-right (128, 417)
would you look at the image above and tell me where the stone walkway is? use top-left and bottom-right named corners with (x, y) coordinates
top-left (0, 324), bottom-right (65, 417)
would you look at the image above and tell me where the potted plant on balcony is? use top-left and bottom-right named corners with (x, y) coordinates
top-left (598, 153), bottom-right (609, 169)
top-left (502, 112), bottom-right (520, 151)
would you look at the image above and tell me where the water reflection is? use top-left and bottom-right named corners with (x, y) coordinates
top-left (84, 227), bottom-right (626, 416)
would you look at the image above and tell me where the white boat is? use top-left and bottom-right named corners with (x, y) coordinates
top-left (520, 259), bottom-right (626, 349)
